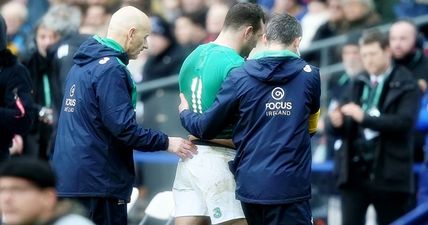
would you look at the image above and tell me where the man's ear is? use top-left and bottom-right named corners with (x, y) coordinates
top-left (293, 36), bottom-right (302, 49)
top-left (262, 33), bottom-right (268, 45)
top-left (128, 27), bottom-right (136, 40)
top-left (243, 26), bottom-right (254, 41)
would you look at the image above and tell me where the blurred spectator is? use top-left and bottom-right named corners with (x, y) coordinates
top-left (143, 15), bottom-right (188, 82)
top-left (21, 8), bottom-right (64, 160)
top-left (80, 4), bottom-right (110, 36)
top-left (174, 12), bottom-right (207, 50)
top-left (389, 19), bottom-right (428, 163)
top-left (299, 0), bottom-right (329, 50)
top-left (342, 0), bottom-right (381, 31)
top-left (181, 0), bottom-right (207, 14)
top-left (306, 0), bottom-right (348, 65)
top-left (0, 156), bottom-right (95, 225)
top-left (1, 1), bottom-right (30, 56)
top-left (0, 15), bottom-right (33, 162)
top-left (325, 33), bottom-right (363, 160)
top-left (141, 15), bottom-right (189, 136)
top-left (272, 0), bottom-right (307, 21)
top-left (312, 0), bottom-right (348, 42)
top-left (21, 4), bottom-right (86, 160)
top-left (204, 3), bottom-right (229, 43)
top-left (327, 30), bottom-right (417, 225)
top-left (160, 0), bottom-right (181, 23)
top-left (46, 4), bottom-right (88, 111)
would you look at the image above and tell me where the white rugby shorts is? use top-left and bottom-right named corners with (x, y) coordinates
top-left (172, 145), bottom-right (245, 224)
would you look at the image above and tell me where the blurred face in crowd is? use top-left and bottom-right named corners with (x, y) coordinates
top-left (206, 4), bottom-right (228, 35)
top-left (273, 0), bottom-right (300, 14)
top-left (389, 21), bottom-right (418, 60)
top-left (147, 34), bottom-right (170, 56)
top-left (84, 5), bottom-right (108, 27)
top-left (174, 17), bottom-right (194, 45)
top-left (342, 0), bottom-right (369, 22)
top-left (327, 0), bottom-right (344, 22)
top-left (360, 42), bottom-right (390, 76)
top-left (0, 177), bottom-right (56, 225)
top-left (240, 20), bottom-right (265, 58)
top-left (36, 26), bottom-right (59, 57)
top-left (342, 44), bottom-right (363, 76)
top-left (181, 0), bottom-right (206, 13)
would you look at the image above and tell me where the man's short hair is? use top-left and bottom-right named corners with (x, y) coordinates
top-left (223, 2), bottom-right (265, 33)
top-left (359, 29), bottom-right (389, 49)
top-left (266, 14), bottom-right (302, 46)
top-left (0, 157), bottom-right (56, 189)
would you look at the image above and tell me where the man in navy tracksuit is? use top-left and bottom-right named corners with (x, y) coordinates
top-left (179, 14), bottom-right (321, 225)
top-left (52, 7), bottom-right (196, 225)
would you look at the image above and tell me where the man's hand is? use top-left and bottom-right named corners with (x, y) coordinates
top-left (9, 135), bottom-right (23, 155)
top-left (418, 79), bottom-right (427, 92)
top-left (167, 137), bottom-right (198, 160)
top-left (328, 108), bottom-right (344, 128)
top-left (179, 93), bottom-right (189, 113)
top-left (39, 107), bottom-right (54, 125)
top-left (341, 103), bottom-right (364, 123)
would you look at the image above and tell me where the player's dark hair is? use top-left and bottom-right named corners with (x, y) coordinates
top-left (223, 2), bottom-right (265, 33)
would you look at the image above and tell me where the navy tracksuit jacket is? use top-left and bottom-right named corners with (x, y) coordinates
top-left (53, 36), bottom-right (169, 201)
top-left (180, 52), bottom-right (321, 204)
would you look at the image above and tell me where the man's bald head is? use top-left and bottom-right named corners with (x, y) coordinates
top-left (389, 20), bottom-right (420, 59)
top-left (107, 6), bottom-right (151, 59)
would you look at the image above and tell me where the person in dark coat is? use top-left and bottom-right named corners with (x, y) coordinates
top-left (325, 33), bottom-right (364, 160)
top-left (327, 30), bottom-right (418, 225)
top-left (0, 15), bottom-right (33, 161)
top-left (52, 7), bottom-right (197, 225)
top-left (389, 19), bottom-right (428, 162)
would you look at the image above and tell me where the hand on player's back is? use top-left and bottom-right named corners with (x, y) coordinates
top-left (167, 137), bottom-right (198, 160)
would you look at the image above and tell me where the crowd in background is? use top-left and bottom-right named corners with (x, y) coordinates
top-left (2, 0), bottom-right (428, 224)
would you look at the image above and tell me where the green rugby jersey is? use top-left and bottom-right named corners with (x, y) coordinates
top-left (179, 42), bottom-right (244, 139)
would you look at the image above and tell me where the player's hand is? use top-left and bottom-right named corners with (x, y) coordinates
top-left (167, 137), bottom-right (198, 160)
top-left (178, 93), bottom-right (189, 113)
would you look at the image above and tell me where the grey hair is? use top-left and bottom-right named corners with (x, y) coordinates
top-left (266, 14), bottom-right (302, 46)
top-left (39, 4), bottom-right (82, 37)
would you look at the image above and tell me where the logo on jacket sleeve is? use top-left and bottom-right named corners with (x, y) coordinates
top-left (99, 57), bottom-right (110, 64)
top-left (303, 65), bottom-right (312, 72)
top-left (64, 84), bottom-right (77, 113)
top-left (69, 84), bottom-right (75, 97)
top-left (265, 87), bottom-right (293, 116)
